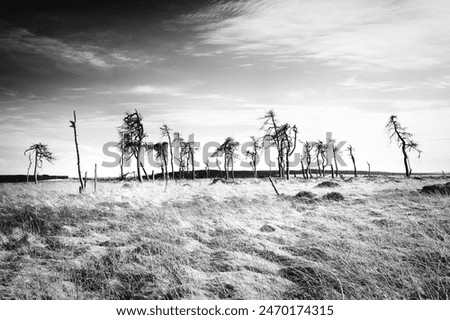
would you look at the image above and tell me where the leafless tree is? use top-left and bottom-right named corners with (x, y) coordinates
top-left (186, 141), bottom-right (199, 180)
top-left (213, 137), bottom-right (239, 180)
top-left (329, 138), bottom-right (340, 178)
top-left (245, 136), bottom-right (263, 178)
top-left (386, 115), bottom-right (422, 178)
top-left (153, 142), bottom-right (169, 180)
top-left (315, 140), bottom-right (323, 177)
top-left (69, 111), bottom-right (84, 191)
top-left (173, 132), bottom-right (187, 178)
top-left (260, 110), bottom-right (284, 178)
top-left (118, 110), bottom-right (146, 183)
top-left (160, 124), bottom-right (175, 180)
top-left (347, 145), bottom-right (357, 177)
top-left (24, 143), bottom-right (55, 184)
top-left (302, 141), bottom-right (314, 179)
top-left (317, 140), bottom-right (331, 177)
top-left (274, 124), bottom-right (298, 180)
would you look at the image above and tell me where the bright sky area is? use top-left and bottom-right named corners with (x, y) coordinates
top-left (1, 0), bottom-right (449, 177)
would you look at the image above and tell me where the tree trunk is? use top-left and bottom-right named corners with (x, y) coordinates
top-left (168, 136), bottom-right (175, 180)
top-left (393, 121), bottom-right (410, 178)
top-left (140, 162), bottom-right (150, 180)
top-left (331, 164), bottom-right (334, 179)
top-left (33, 150), bottom-right (38, 184)
top-left (402, 144), bottom-right (410, 178)
top-left (301, 161), bottom-right (306, 180)
top-left (286, 152), bottom-right (290, 180)
top-left (94, 164), bottom-right (97, 193)
top-left (351, 156), bottom-right (357, 177)
top-left (224, 154), bottom-right (229, 180)
top-left (71, 111), bottom-right (84, 192)
top-left (136, 155), bottom-right (143, 183)
top-left (269, 177), bottom-right (280, 196)
top-left (191, 149), bottom-right (195, 180)
top-left (334, 153), bottom-right (339, 176)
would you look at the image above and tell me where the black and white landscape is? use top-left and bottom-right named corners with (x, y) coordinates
top-left (0, 1), bottom-right (449, 300)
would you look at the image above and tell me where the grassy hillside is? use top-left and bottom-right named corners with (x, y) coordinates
top-left (0, 176), bottom-right (449, 299)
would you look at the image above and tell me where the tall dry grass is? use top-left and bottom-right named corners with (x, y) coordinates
top-left (0, 177), bottom-right (449, 299)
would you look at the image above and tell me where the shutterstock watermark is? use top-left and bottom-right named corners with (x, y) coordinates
top-left (101, 132), bottom-right (347, 169)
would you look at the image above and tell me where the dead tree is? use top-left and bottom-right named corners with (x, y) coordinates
top-left (187, 142), bottom-right (197, 180)
top-left (174, 132), bottom-right (187, 179)
top-left (314, 140), bottom-right (323, 177)
top-left (213, 137), bottom-right (239, 180)
top-left (69, 111), bottom-right (84, 191)
top-left (318, 140), bottom-right (331, 177)
top-left (24, 143), bottom-right (55, 184)
top-left (160, 124), bottom-right (175, 180)
top-left (274, 124), bottom-right (298, 180)
top-left (94, 164), bottom-right (97, 193)
top-left (302, 141), bottom-right (314, 179)
top-left (245, 136), bottom-right (263, 178)
top-left (204, 161), bottom-right (210, 179)
top-left (347, 145), bottom-right (357, 177)
top-left (119, 110), bottom-right (146, 183)
top-left (329, 139), bottom-right (340, 177)
top-left (260, 110), bottom-right (284, 178)
top-left (299, 153), bottom-right (307, 179)
top-left (153, 142), bottom-right (168, 181)
top-left (386, 115), bottom-right (422, 178)
top-left (367, 161), bottom-right (371, 177)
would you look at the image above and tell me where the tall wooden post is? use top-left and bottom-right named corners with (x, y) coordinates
top-left (70, 110), bottom-right (84, 193)
top-left (94, 164), bottom-right (97, 193)
top-left (84, 171), bottom-right (87, 188)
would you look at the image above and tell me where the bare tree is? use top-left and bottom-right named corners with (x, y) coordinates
top-left (274, 124), bottom-right (298, 180)
top-left (329, 139), bottom-right (340, 177)
top-left (260, 110), bottom-right (284, 178)
top-left (317, 140), bottom-right (331, 177)
top-left (302, 141), bottom-right (314, 179)
top-left (245, 136), bottom-right (263, 178)
top-left (347, 145), bottom-right (357, 177)
top-left (69, 111), bottom-right (84, 191)
top-left (186, 141), bottom-right (199, 180)
top-left (213, 137), bottom-right (239, 180)
top-left (173, 132), bottom-right (187, 179)
top-left (315, 140), bottom-right (323, 177)
top-left (119, 110), bottom-right (146, 183)
top-left (24, 143), bottom-right (55, 184)
top-left (160, 124), bottom-right (175, 180)
top-left (386, 115), bottom-right (422, 178)
top-left (153, 142), bottom-right (168, 180)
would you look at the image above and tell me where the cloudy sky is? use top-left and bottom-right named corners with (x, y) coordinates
top-left (1, 0), bottom-right (450, 177)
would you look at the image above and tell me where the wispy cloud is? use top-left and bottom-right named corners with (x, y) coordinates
top-left (340, 76), bottom-right (415, 92)
top-left (184, 0), bottom-right (450, 71)
top-left (0, 28), bottom-right (150, 72)
top-left (421, 75), bottom-right (450, 89)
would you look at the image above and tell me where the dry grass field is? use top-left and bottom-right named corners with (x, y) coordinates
top-left (0, 176), bottom-right (449, 300)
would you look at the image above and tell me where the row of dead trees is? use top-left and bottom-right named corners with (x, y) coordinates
top-left (23, 110), bottom-right (422, 186)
